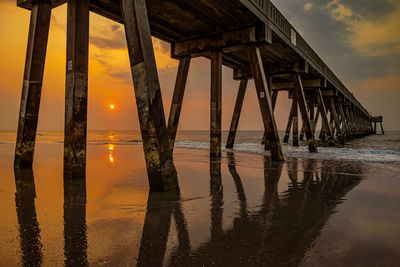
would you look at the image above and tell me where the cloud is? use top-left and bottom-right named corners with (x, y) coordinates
top-left (356, 75), bottom-right (400, 91)
top-left (323, 0), bottom-right (400, 56)
top-left (304, 3), bottom-right (314, 11)
top-left (324, 0), bottom-right (354, 22)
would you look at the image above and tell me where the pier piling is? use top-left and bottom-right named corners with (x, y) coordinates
top-left (14, 1), bottom-right (51, 169)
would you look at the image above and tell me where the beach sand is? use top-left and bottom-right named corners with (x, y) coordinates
top-left (1, 143), bottom-right (400, 266)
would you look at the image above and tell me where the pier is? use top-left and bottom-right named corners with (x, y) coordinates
top-left (14, 0), bottom-right (383, 191)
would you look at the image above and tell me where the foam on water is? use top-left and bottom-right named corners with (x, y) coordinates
top-left (1, 130), bottom-right (399, 164)
top-left (173, 140), bottom-right (400, 164)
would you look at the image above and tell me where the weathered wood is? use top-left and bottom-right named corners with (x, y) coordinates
top-left (15, 1), bottom-right (51, 169)
top-left (261, 81), bottom-right (277, 148)
top-left (267, 61), bottom-right (309, 75)
top-left (316, 89), bottom-right (334, 145)
top-left (293, 75), bottom-right (317, 152)
top-left (329, 98), bottom-right (344, 143)
top-left (210, 51), bottom-right (223, 157)
top-left (344, 105), bottom-right (355, 137)
top-left (248, 45), bottom-right (284, 161)
top-left (337, 104), bottom-right (349, 138)
top-left (121, 0), bottom-right (178, 191)
top-left (226, 79), bottom-right (248, 149)
top-left (270, 79), bottom-right (326, 91)
top-left (309, 99), bottom-right (315, 136)
top-left (299, 124), bottom-right (304, 141)
top-left (167, 57), bottom-right (191, 152)
top-left (233, 61), bottom-right (309, 81)
top-left (312, 107), bottom-right (320, 135)
top-left (328, 107), bottom-right (336, 137)
top-left (172, 25), bottom-right (271, 58)
top-left (292, 96), bottom-right (299, 147)
top-left (17, 0), bottom-right (65, 10)
top-left (380, 122), bottom-right (385, 134)
top-left (283, 98), bottom-right (296, 143)
top-left (64, 0), bottom-right (90, 176)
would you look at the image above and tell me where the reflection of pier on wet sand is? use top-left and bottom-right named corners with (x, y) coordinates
top-left (12, 152), bottom-right (363, 266)
top-left (138, 154), bottom-right (363, 266)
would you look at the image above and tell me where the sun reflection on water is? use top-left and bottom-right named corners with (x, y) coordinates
top-left (107, 144), bottom-right (116, 164)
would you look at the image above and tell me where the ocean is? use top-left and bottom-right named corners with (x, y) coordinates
top-left (1, 130), bottom-right (400, 164)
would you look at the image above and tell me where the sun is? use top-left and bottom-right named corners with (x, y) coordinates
top-left (109, 104), bottom-right (115, 110)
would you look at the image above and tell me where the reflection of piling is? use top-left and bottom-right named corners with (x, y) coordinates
top-left (227, 152), bottom-right (247, 217)
top-left (63, 174), bottom-right (88, 267)
top-left (165, 156), bottom-right (363, 266)
top-left (14, 168), bottom-right (43, 267)
top-left (137, 190), bottom-right (183, 266)
top-left (210, 160), bottom-right (223, 239)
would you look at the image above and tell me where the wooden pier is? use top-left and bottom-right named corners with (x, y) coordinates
top-left (14, 0), bottom-right (383, 191)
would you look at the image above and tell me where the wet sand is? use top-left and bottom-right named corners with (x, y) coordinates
top-left (1, 143), bottom-right (400, 266)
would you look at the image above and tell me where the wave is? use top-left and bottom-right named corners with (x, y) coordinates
top-left (174, 141), bottom-right (400, 165)
top-left (1, 138), bottom-right (399, 164)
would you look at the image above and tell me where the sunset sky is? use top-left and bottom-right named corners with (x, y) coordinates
top-left (0, 0), bottom-right (399, 131)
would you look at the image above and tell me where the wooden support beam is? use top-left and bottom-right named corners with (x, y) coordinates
top-left (292, 96), bottom-right (299, 146)
top-left (380, 122), bottom-right (385, 134)
top-left (316, 89), bottom-right (334, 145)
top-left (171, 25), bottom-right (271, 58)
top-left (309, 99), bottom-right (315, 137)
top-left (329, 98), bottom-right (344, 143)
top-left (299, 124), bottom-right (304, 142)
top-left (233, 61), bottom-right (309, 80)
top-left (267, 61), bottom-right (309, 75)
top-left (283, 98), bottom-right (296, 143)
top-left (337, 104), bottom-right (349, 138)
top-left (226, 79), bottom-right (248, 149)
top-left (270, 79), bottom-right (326, 91)
top-left (248, 45), bottom-right (284, 161)
top-left (349, 108), bottom-right (358, 136)
top-left (210, 51), bottom-right (223, 157)
top-left (167, 57), bottom-right (191, 152)
top-left (261, 79), bottom-right (277, 148)
top-left (321, 88), bottom-right (338, 97)
top-left (15, 1), bottom-right (51, 169)
top-left (64, 0), bottom-right (90, 176)
top-left (121, 0), bottom-right (178, 191)
top-left (293, 75), bottom-right (317, 152)
top-left (17, 0), bottom-right (65, 10)
top-left (312, 107), bottom-right (320, 134)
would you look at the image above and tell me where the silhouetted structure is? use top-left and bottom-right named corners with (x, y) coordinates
top-left (14, 0), bottom-right (381, 191)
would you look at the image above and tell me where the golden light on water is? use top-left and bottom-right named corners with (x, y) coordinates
top-left (108, 153), bottom-right (115, 164)
top-left (107, 144), bottom-right (115, 164)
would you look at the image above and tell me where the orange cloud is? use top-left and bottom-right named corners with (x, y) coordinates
top-left (357, 75), bottom-right (400, 91)
top-left (324, 0), bottom-right (400, 56)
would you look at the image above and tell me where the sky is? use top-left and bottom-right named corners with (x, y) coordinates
top-left (0, 0), bottom-right (399, 131)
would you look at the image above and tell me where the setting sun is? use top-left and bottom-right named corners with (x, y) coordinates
top-left (109, 104), bottom-right (115, 110)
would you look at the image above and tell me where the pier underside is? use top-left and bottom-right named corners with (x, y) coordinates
top-left (15, 0), bottom-right (381, 191)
